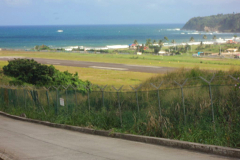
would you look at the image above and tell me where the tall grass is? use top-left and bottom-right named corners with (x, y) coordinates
top-left (0, 68), bottom-right (240, 148)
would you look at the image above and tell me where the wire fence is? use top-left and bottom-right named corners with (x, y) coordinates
top-left (0, 75), bottom-right (240, 147)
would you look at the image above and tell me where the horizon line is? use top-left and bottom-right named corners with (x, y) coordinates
top-left (0, 23), bottom-right (185, 27)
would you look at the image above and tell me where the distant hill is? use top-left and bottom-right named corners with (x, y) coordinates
top-left (182, 13), bottom-right (240, 32)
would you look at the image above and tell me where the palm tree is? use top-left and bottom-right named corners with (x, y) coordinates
top-left (234, 35), bottom-right (238, 42)
top-left (164, 36), bottom-right (169, 42)
top-left (171, 40), bottom-right (176, 51)
top-left (153, 40), bottom-right (157, 44)
top-left (189, 37), bottom-right (195, 42)
top-left (133, 40), bottom-right (138, 45)
top-left (158, 40), bottom-right (164, 47)
top-left (145, 39), bottom-right (152, 46)
top-left (203, 35), bottom-right (207, 40)
top-left (213, 35), bottom-right (217, 40)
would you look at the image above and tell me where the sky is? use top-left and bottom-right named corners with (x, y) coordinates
top-left (0, 0), bottom-right (240, 26)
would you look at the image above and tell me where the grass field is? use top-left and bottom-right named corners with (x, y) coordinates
top-left (1, 49), bottom-right (240, 71)
top-left (54, 65), bottom-right (157, 85)
top-left (1, 44), bottom-right (240, 85)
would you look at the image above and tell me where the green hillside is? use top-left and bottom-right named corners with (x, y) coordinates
top-left (182, 13), bottom-right (240, 32)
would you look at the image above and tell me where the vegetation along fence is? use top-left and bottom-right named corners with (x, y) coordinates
top-left (0, 74), bottom-right (240, 148)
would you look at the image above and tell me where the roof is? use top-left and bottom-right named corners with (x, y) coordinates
top-left (129, 44), bottom-right (137, 46)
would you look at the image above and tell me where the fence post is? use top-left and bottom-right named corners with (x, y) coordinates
top-left (150, 82), bottom-right (163, 118)
top-left (61, 85), bottom-right (68, 114)
top-left (97, 85), bottom-right (107, 108)
top-left (53, 86), bottom-right (59, 115)
top-left (151, 82), bottom-right (163, 132)
top-left (112, 86), bottom-right (123, 127)
top-left (174, 79), bottom-right (188, 125)
top-left (130, 84), bottom-right (142, 121)
top-left (200, 74), bottom-right (215, 128)
top-left (15, 87), bottom-right (18, 108)
top-left (22, 86), bottom-right (27, 109)
top-left (45, 87), bottom-right (50, 108)
top-left (74, 86), bottom-right (77, 113)
top-left (85, 84), bottom-right (92, 116)
top-left (228, 75), bottom-right (240, 113)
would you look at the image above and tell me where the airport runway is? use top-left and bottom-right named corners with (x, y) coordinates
top-left (0, 56), bottom-right (176, 73)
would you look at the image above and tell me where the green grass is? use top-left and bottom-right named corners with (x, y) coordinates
top-left (1, 45), bottom-right (240, 71)
top-left (0, 60), bottom-right (157, 86)
top-left (1, 44), bottom-right (240, 86)
top-left (54, 65), bottom-right (157, 86)
top-left (1, 68), bottom-right (239, 148)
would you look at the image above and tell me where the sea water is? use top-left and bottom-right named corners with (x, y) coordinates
top-left (0, 24), bottom-right (238, 49)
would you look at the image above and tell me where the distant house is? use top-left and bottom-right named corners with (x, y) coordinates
top-left (226, 48), bottom-right (238, 52)
top-left (158, 51), bottom-right (166, 55)
top-left (226, 40), bottom-right (237, 44)
top-left (139, 46), bottom-right (148, 50)
top-left (129, 44), bottom-right (137, 50)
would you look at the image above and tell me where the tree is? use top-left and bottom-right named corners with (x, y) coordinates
top-left (153, 40), bottom-right (157, 44)
top-left (164, 36), bottom-right (169, 42)
top-left (158, 40), bottom-right (164, 47)
top-left (140, 44), bottom-right (145, 53)
top-left (133, 40), bottom-right (138, 45)
top-left (171, 40), bottom-right (176, 51)
top-left (203, 35), bottom-right (207, 40)
top-left (145, 39), bottom-right (152, 46)
top-left (3, 59), bottom-right (90, 90)
top-left (149, 46), bottom-right (162, 54)
top-left (213, 35), bottom-right (217, 40)
top-left (234, 35), bottom-right (238, 42)
top-left (189, 37), bottom-right (195, 42)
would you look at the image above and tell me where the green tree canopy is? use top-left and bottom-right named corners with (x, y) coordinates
top-left (3, 59), bottom-right (90, 89)
top-left (190, 37), bottom-right (195, 42)
top-left (158, 40), bottom-right (164, 46)
top-left (145, 39), bottom-right (152, 46)
top-left (164, 36), bottom-right (169, 42)
top-left (133, 40), bottom-right (138, 45)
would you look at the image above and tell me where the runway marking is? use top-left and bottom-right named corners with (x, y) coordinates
top-left (47, 62), bottom-right (61, 65)
top-left (89, 66), bottom-right (129, 71)
top-left (124, 64), bottom-right (162, 68)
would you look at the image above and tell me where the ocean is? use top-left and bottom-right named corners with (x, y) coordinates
top-left (0, 24), bottom-right (238, 50)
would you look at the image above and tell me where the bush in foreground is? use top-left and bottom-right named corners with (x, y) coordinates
top-left (3, 59), bottom-right (90, 89)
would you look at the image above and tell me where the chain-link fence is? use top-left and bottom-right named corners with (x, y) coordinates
top-left (0, 75), bottom-right (240, 147)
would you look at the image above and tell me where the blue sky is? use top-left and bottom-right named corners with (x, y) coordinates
top-left (0, 0), bottom-right (240, 25)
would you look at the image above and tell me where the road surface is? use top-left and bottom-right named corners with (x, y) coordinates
top-left (0, 115), bottom-right (236, 160)
top-left (0, 57), bottom-right (175, 73)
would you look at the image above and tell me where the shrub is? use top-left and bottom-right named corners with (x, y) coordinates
top-left (3, 59), bottom-right (90, 90)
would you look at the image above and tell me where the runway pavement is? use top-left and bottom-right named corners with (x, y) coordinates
top-left (0, 56), bottom-right (176, 73)
top-left (0, 115), bottom-right (236, 160)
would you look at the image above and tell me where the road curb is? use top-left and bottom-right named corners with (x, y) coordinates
top-left (0, 111), bottom-right (239, 159)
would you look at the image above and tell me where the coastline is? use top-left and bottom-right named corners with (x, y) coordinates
top-left (1, 37), bottom-right (239, 52)
top-left (0, 24), bottom-right (239, 51)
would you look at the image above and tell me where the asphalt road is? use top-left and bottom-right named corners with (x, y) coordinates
top-left (0, 57), bottom-right (175, 73)
top-left (0, 115), bottom-right (236, 160)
